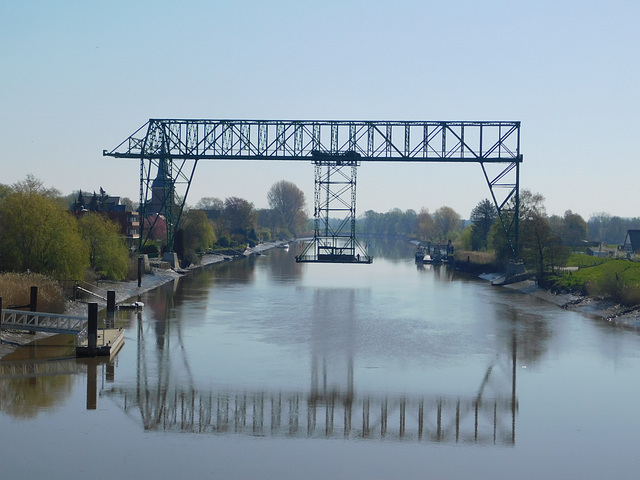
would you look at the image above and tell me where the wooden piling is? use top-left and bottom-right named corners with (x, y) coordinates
top-left (107, 291), bottom-right (116, 313)
top-left (30, 286), bottom-right (38, 312)
top-left (88, 303), bottom-right (98, 351)
top-left (29, 286), bottom-right (38, 334)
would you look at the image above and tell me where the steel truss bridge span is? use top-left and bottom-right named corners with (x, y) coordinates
top-left (104, 119), bottom-right (522, 260)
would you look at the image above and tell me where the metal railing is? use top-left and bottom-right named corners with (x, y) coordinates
top-left (1, 309), bottom-right (86, 335)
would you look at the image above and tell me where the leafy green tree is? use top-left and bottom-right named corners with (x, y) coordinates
top-left (0, 183), bottom-right (13, 200)
top-left (521, 210), bottom-right (552, 276)
top-left (78, 213), bottom-right (130, 281)
top-left (561, 210), bottom-right (588, 247)
top-left (489, 189), bottom-right (545, 264)
top-left (358, 210), bottom-right (383, 235)
top-left (400, 209), bottom-right (418, 235)
top-left (586, 213), bottom-right (640, 245)
top-left (469, 199), bottom-right (497, 250)
top-left (488, 217), bottom-right (512, 264)
top-left (176, 209), bottom-right (216, 265)
top-left (384, 208), bottom-right (404, 236)
top-left (459, 225), bottom-right (474, 250)
top-left (222, 197), bottom-right (256, 239)
top-left (267, 180), bottom-right (307, 237)
top-left (356, 209), bottom-right (418, 237)
top-left (495, 189), bottom-right (570, 280)
top-left (0, 190), bottom-right (88, 279)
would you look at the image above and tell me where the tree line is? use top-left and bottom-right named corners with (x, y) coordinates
top-left (0, 176), bottom-right (130, 281)
top-left (0, 176), bottom-right (309, 280)
top-left (2, 173), bottom-right (637, 284)
top-left (355, 193), bottom-right (640, 283)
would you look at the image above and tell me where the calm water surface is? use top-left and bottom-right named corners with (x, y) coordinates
top-left (1, 241), bottom-right (640, 479)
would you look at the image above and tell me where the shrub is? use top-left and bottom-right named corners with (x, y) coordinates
top-left (217, 235), bottom-right (231, 248)
top-left (141, 241), bottom-right (159, 256)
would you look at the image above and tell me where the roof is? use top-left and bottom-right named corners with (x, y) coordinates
top-left (624, 230), bottom-right (640, 252)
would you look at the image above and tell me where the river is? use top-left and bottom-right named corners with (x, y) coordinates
top-left (1, 240), bottom-right (639, 480)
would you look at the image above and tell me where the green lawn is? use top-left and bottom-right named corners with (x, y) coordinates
top-left (566, 253), bottom-right (610, 268)
top-left (550, 258), bottom-right (640, 306)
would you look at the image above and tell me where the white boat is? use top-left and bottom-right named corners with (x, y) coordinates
top-left (117, 301), bottom-right (144, 310)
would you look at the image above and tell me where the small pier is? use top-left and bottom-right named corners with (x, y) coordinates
top-left (76, 327), bottom-right (125, 358)
top-left (1, 293), bottom-right (125, 358)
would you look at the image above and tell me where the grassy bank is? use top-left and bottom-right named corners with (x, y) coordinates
top-left (547, 256), bottom-right (640, 307)
top-left (0, 272), bottom-right (66, 313)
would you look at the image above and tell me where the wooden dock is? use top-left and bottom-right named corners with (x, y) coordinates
top-left (76, 327), bottom-right (125, 358)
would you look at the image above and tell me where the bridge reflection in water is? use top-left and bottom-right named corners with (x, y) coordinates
top-left (102, 287), bottom-right (518, 446)
top-left (104, 380), bottom-right (517, 445)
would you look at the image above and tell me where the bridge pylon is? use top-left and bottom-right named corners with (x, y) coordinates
top-left (296, 151), bottom-right (372, 264)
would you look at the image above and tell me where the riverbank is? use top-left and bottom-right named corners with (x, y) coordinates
top-left (0, 242), bottom-right (283, 359)
top-left (65, 242), bottom-right (282, 316)
top-left (484, 275), bottom-right (640, 329)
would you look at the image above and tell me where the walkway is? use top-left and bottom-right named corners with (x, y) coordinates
top-left (1, 309), bottom-right (86, 335)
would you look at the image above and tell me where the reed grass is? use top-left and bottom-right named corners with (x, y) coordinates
top-left (0, 272), bottom-right (66, 313)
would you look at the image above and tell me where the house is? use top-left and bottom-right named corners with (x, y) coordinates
top-left (71, 189), bottom-right (140, 251)
top-left (622, 230), bottom-right (640, 254)
top-left (586, 243), bottom-right (616, 258)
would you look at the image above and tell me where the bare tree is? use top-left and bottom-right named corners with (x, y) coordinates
top-left (222, 197), bottom-right (256, 234)
top-left (267, 180), bottom-right (307, 237)
top-left (195, 197), bottom-right (224, 211)
top-left (433, 206), bottom-right (462, 241)
top-left (416, 208), bottom-right (436, 241)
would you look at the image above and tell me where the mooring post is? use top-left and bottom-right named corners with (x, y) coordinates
top-left (88, 302), bottom-right (98, 352)
top-left (106, 290), bottom-right (116, 329)
top-left (107, 290), bottom-right (116, 313)
top-left (29, 286), bottom-right (38, 334)
top-left (138, 256), bottom-right (143, 287)
top-left (30, 286), bottom-right (38, 311)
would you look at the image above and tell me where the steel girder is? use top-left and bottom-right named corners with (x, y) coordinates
top-left (104, 119), bottom-right (522, 257)
top-left (105, 119), bottom-right (520, 162)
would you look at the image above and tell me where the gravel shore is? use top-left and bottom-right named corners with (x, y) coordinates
top-left (500, 278), bottom-right (640, 329)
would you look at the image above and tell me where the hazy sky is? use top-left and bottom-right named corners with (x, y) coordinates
top-left (2, 0), bottom-right (638, 220)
